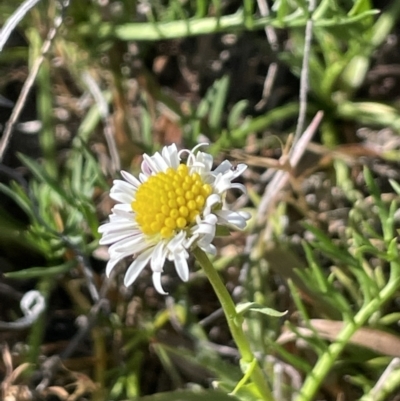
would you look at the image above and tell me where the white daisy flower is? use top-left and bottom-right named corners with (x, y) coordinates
top-left (98, 143), bottom-right (250, 294)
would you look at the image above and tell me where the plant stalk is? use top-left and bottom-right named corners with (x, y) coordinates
top-left (296, 275), bottom-right (400, 401)
top-left (193, 247), bottom-right (273, 401)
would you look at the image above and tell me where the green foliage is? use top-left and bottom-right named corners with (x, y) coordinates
top-left (1, 0), bottom-right (400, 400)
top-left (236, 302), bottom-right (287, 318)
top-left (280, 167), bottom-right (400, 400)
top-left (0, 145), bottom-right (105, 265)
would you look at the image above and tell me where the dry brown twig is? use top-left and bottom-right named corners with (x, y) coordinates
top-left (1, 343), bottom-right (32, 401)
top-left (292, 0), bottom-right (316, 146)
top-left (237, 112), bottom-right (323, 315)
top-left (35, 278), bottom-right (111, 395)
top-left (255, 0), bottom-right (279, 110)
top-left (257, 110), bottom-right (324, 224)
top-left (0, 0), bottom-right (70, 163)
top-left (81, 72), bottom-right (121, 174)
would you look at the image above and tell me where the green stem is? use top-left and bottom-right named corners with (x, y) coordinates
top-left (193, 248), bottom-right (273, 401)
top-left (296, 276), bottom-right (400, 401)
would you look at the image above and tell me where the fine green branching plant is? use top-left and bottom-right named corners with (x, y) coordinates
top-left (263, 166), bottom-right (400, 400)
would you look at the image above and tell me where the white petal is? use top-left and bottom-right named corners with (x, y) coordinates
top-left (139, 171), bottom-right (150, 182)
top-left (110, 210), bottom-right (135, 220)
top-left (113, 204), bottom-right (133, 213)
top-left (174, 251), bottom-right (189, 282)
top-left (110, 191), bottom-right (133, 204)
top-left (203, 194), bottom-right (221, 215)
top-left (99, 230), bottom-right (137, 244)
top-left (213, 175), bottom-right (234, 193)
top-left (162, 144), bottom-right (179, 169)
top-left (232, 163), bottom-right (247, 178)
top-left (191, 142), bottom-right (209, 154)
top-left (167, 230), bottom-right (187, 253)
top-left (152, 272), bottom-right (168, 295)
top-left (110, 241), bottom-right (152, 260)
top-left (203, 213), bottom-right (218, 225)
top-left (121, 170), bottom-right (141, 188)
top-left (191, 150), bottom-right (213, 172)
top-left (216, 210), bottom-right (249, 229)
top-left (108, 233), bottom-right (147, 254)
top-left (185, 232), bottom-right (199, 249)
top-left (124, 247), bottom-right (154, 286)
top-left (112, 179), bottom-right (136, 192)
top-left (105, 253), bottom-right (127, 276)
top-left (98, 222), bottom-right (113, 234)
top-left (230, 183), bottom-right (247, 194)
top-left (212, 160), bottom-right (232, 175)
top-left (198, 242), bottom-right (217, 255)
top-left (98, 220), bottom-right (135, 234)
top-left (214, 163), bottom-right (247, 181)
top-left (205, 194), bottom-right (220, 207)
top-left (239, 210), bottom-right (252, 220)
top-left (197, 235), bottom-right (215, 248)
top-left (195, 224), bottom-right (215, 250)
top-left (142, 152), bottom-right (164, 174)
top-left (194, 223), bottom-right (215, 237)
top-left (153, 151), bottom-right (170, 171)
top-left (150, 241), bottom-right (168, 272)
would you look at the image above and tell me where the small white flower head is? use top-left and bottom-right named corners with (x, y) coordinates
top-left (98, 144), bottom-right (250, 294)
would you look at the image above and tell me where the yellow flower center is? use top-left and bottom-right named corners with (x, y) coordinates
top-left (131, 164), bottom-right (212, 239)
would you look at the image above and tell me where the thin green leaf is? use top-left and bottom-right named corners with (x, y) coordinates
top-left (209, 75), bottom-right (229, 132)
top-left (228, 100), bottom-right (248, 130)
top-left (5, 260), bottom-right (77, 279)
top-left (236, 302), bottom-right (287, 317)
top-left (17, 154), bottom-right (75, 204)
top-left (0, 183), bottom-right (33, 219)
